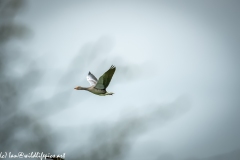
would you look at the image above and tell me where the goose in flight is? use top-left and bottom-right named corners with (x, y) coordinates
top-left (74, 65), bottom-right (116, 96)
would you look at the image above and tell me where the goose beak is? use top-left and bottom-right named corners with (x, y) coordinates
top-left (74, 87), bottom-right (77, 90)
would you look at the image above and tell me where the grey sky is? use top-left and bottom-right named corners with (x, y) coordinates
top-left (5, 0), bottom-right (240, 160)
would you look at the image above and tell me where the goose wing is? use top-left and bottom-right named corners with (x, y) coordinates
top-left (94, 65), bottom-right (116, 90)
top-left (86, 72), bottom-right (98, 86)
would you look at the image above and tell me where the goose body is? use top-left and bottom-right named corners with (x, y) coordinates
top-left (74, 65), bottom-right (116, 96)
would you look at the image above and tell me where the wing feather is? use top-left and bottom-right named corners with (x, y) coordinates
top-left (94, 65), bottom-right (116, 90)
top-left (86, 72), bottom-right (98, 86)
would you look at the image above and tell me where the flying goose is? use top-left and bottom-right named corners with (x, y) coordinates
top-left (74, 65), bottom-right (116, 96)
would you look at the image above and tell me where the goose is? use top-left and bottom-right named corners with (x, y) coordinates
top-left (74, 65), bottom-right (116, 96)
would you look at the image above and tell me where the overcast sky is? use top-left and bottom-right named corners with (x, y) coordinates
top-left (8, 0), bottom-right (240, 159)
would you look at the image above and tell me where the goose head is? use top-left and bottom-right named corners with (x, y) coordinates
top-left (74, 86), bottom-right (84, 90)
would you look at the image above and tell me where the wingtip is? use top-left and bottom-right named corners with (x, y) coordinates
top-left (110, 65), bottom-right (115, 69)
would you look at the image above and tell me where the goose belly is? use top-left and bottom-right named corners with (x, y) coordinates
top-left (89, 88), bottom-right (106, 95)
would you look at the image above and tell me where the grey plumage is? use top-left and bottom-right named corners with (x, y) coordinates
top-left (74, 65), bottom-right (116, 96)
top-left (94, 65), bottom-right (116, 90)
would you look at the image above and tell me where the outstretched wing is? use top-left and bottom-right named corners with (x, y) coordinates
top-left (94, 65), bottom-right (116, 90)
top-left (86, 72), bottom-right (98, 86)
